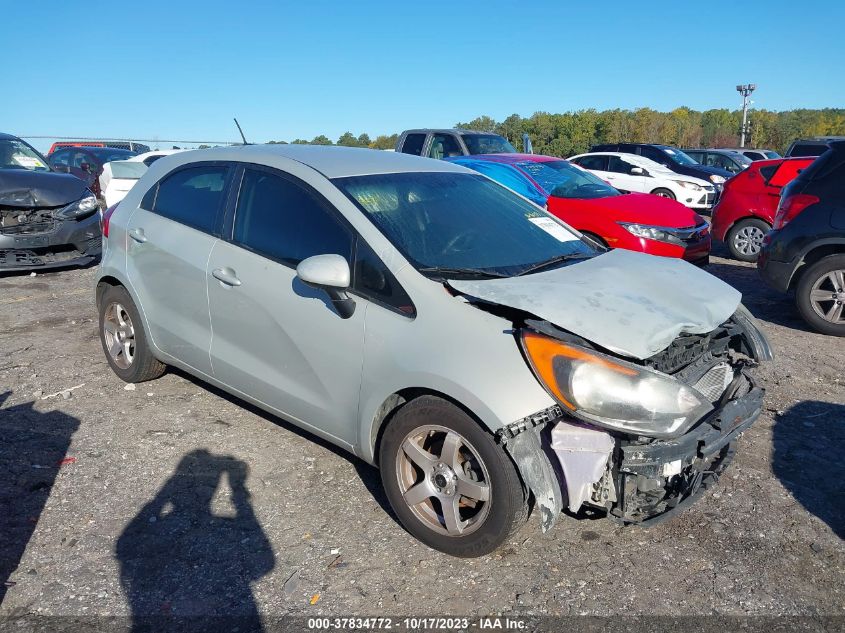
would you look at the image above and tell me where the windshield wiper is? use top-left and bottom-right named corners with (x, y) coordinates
top-left (418, 266), bottom-right (507, 279)
top-left (516, 253), bottom-right (588, 276)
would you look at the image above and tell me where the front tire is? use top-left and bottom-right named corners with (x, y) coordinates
top-left (726, 218), bottom-right (769, 262)
top-left (379, 396), bottom-right (527, 557)
top-left (99, 285), bottom-right (166, 382)
top-left (650, 187), bottom-right (676, 201)
top-left (795, 255), bottom-right (845, 336)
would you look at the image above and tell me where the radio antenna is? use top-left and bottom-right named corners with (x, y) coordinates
top-left (233, 118), bottom-right (249, 145)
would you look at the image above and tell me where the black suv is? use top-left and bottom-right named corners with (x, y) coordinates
top-left (590, 143), bottom-right (733, 189)
top-left (784, 136), bottom-right (845, 158)
top-left (758, 141), bottom-right (845, 336)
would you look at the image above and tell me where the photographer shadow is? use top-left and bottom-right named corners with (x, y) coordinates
top-left (116, 449), bottom-right (274, 632)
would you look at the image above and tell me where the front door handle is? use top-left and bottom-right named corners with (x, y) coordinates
top-left (128, 228), bottom-right (147, 243)
top-left (212, 267), bottom-right (241, 287)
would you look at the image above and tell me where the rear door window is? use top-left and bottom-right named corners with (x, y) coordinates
top-left (153, 165), bottom-right (229, 234)
top-left (233, 168), bottom-right (353, 266)
top-left (400, 134), bottom-right (426, 156)
top-left (428, 134), bottom-right (463, 159)
top-left (575, 155), bottom-right (609, 171)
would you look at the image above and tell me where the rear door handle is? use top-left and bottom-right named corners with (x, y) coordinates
top-left (212, 267), bottom-right (241, 287)
top-left (128, 228), bottom-right (147, 243)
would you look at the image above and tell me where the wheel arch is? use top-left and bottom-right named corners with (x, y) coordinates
top-left (724, 215), bottom-right (771, 239)
top-left (363, 387), bottom-right (499, 467)
top-left (95, 271), bottom-right (161, 357)
top-left (789, 241), bottom-right (845, 290)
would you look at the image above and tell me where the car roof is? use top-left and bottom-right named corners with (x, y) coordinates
top-left (449, 153), bottom-right (560, 165)
top-left (0, 132), bottom-right (22, 141)
top-left (169, 144), bottom-right (470, 178)
top-left (402, 129), bottom-right (499, 136)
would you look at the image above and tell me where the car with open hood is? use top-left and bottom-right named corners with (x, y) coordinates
top-left (0, 133), bottom-right (101, 272)
top-left (449, 153), bottom-right (711, 265)
top-left (96, 145), bottom-right (771, 557)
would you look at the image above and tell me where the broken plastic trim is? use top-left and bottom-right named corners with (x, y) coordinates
top-left (498, 405), bottom-right (564, 533)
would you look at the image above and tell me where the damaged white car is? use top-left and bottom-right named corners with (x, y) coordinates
top-left (96, 145), bottom-right (771, 557)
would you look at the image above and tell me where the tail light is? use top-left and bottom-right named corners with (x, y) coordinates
top-left (773, 194), bottom-right (818, 230)
top-left (101, 203), bottom-right (119, 238)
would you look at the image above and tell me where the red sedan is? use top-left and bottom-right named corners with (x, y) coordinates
top-left (448, 153), bottom-right (711, 265)
top-left (711, 156), bottom-right (814, 261)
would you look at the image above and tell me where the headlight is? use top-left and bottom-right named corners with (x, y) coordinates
top-left (709, 175), bottom-right (726, 184)
top-left (619, 222), bottom-right (684, 246)
top-left (56, 194), bottom-right (99, 219)
top-left (520, 332), bottom-right (713, 437)
top-left (673, 180), bottom-right (702, 191)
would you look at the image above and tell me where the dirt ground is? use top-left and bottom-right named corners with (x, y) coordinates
top-left (0, 252), bottom-right (843, 620)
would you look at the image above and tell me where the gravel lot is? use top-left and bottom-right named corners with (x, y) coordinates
top-left (1, 253), bottom-right (843, 620)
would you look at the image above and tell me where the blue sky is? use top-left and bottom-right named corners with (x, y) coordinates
top-left (5, 0), bottom-right (845, 152)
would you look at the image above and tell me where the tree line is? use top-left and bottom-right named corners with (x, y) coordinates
top-left (267, 107), bottom-right (845, 156)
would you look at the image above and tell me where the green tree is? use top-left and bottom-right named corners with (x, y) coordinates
top-left (337, 131), bottom-right (360, 146)
top-left (311, 135), bottom-right (333, 145)
top-left (371, 134), bottom-right (398, 150)
top-left (454, 115), bottom-right (498, 132)
top-left (358, 133), bottom-right (372, 147)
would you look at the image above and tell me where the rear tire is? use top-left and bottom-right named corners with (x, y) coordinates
top-left (795, 255), bottom-right (845, 336)
top-left (726, 218), bottom-right (769, 262)
top-left (650, 188), bottom-right (676, 200)
top-left (379, 396), bottom-right (527, 557)
top-left (99, 285), bottom-right (166, 382)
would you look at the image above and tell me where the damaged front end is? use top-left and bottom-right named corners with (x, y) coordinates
top-left (498, 307), bottom-right (770, 531)
top-left (0, 193), bottom-right (101, 272)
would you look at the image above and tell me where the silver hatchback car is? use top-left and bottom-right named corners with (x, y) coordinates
top-left (97, 145), bottom-right (771, 557)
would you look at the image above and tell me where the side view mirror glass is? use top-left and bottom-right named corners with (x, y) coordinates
top-left (296, 254), bottom-right (355, 318)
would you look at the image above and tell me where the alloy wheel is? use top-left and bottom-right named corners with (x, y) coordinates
top-left (103, 302), bottom-right (135, 369)
top-left (733, 225), bottom-right (766, 256)
top-left (809, 269), bottom-right (845, 324)
top-left (395, 425), bottom-right (491, 537)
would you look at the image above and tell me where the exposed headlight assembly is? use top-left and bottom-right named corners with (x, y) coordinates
top-left (709, 175), bottom-right (726, 184)
top-left (56, 194), bottom-right (99, 220)
top-left (619, 222), bottom-right (684, 246)
top-left (521, 331), bottom-right (713, 438)
top-left (673, 180), bottom-right (703, 191)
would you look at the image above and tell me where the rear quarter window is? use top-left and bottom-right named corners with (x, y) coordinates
top-left (400, 134), bottom-right (426, 156)
top-left (152, 165), bottom-right (229, 234)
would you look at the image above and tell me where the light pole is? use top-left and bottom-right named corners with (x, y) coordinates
top-left (736, 84), bottom-right (756, 148)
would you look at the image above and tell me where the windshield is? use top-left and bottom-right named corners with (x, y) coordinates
top-left (0, 139), bottom-right (50, 171)
top-left (108, 161), bottom-right (148, 180)
top-left (518, 160), bottom-right (621, 199)
top-left (461, 134), bottom-right (517, 155)
top-left (334, 172), bottom-right (594, 277)
top-left (662, 147), bottom-right (698, 166)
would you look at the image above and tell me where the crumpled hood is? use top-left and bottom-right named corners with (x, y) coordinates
top-left (448, 248), bottom-right (742, 360)
top-left (0, 170), bottom-right (89, 208)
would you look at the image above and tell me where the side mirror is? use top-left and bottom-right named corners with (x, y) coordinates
top-left (630, 166), bottom-right (645, 175)
top-left (296, 254), bottom-right (355, 319)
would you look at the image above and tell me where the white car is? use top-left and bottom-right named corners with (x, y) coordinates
top-left (569, 152), bottom-right (717, 210)
top-left (99, 150), bottom-right (186, 207)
